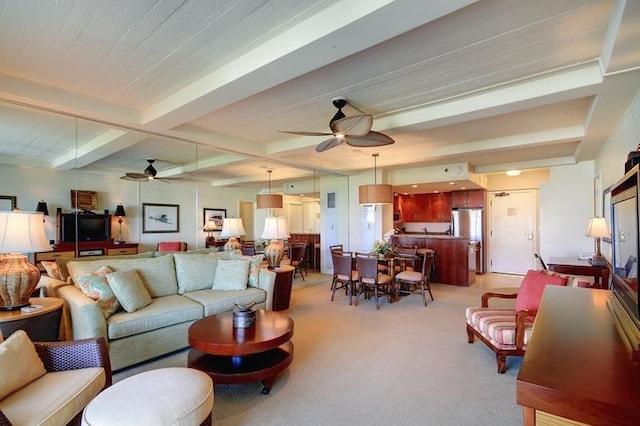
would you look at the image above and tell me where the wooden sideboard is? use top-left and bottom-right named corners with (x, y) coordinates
top-left (517, 286), bottom-right (640, 425)
top-left (34, 241), bottom-right (139, 269)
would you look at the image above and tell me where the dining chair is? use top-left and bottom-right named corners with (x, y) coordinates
top-left (289, 242), bottom-right (307, 281)
top-left (354, 252), bottom-right (394, 310)
top-left (393, 246), bottom-right (417, 273)
top-left (329, 244), bottom-right (344, 254)
top-left (395, 251), bottom-right (435, 306)
top-left (330, 251), bottom-right (357, 304)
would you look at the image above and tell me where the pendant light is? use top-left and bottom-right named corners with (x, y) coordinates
top-left (256, 169), bottom-right (283, 209)
top-left (359, 153), bottom-right (393, 204)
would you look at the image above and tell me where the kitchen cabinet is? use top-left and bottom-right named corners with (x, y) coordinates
top-left (451, 190), bottom-right (484, 208)
top-left (397, 193), bottom-right (452, 222)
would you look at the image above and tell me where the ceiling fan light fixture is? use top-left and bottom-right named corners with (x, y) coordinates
top-left (359, 153), bottom-right (393, 205)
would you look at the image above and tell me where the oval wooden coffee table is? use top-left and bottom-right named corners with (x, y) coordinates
top-left (187, 309), bottom-right (294, 394)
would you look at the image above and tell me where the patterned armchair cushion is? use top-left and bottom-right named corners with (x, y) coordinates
top-left (465, 306), bottom-right (533, 350)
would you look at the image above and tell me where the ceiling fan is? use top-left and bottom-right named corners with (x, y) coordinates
top-left (120, 159), bottom-right (181, 183)
top-left (279, 97), bottom-right (395, 152)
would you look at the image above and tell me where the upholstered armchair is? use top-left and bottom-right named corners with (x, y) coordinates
top-left (465, 269), bottom-right (569, 373)
top-left (0, 332), bottom-right (111, 425)
top-left (156, 241), bottom-right (188, 252)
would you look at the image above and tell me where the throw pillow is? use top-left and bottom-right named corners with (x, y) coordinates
top-left (0, 330), bottom-right (47, 400)
top-left (230, 252), bottom-right (264, 287)
top-left (41, 260), bottom-right (62, 280)
top-left (106, 270), bottom-right (152, 313)
top-left (212, 259), bottom-right (250, 291)
top-left (173, 253), bottom-right (217, 294)
top-left (74, 266), bottom-right (120, 318)
top-left (515, 269), bottom-right (568, 313)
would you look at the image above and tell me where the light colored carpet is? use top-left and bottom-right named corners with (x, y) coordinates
top-left (114, 279), bottom-right (523, 425)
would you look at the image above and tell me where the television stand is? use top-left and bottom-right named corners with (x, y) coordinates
top-left (33, 241), bottom-right (139, 270)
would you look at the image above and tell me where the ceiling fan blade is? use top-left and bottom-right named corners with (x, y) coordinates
top-left (315, 137), bottom-right (345, 152)
top-left (279, 130), bottom-right (334, 137)
top-left (345, 131), bottom-right (395, 147)
top-left (121, 175), bottom-right (148, 182)
top-left (331, 115), bottom-right (373, 136)
top-left (125, 172), bottom-right (149, 179)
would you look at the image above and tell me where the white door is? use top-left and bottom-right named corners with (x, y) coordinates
top-left (489, 190), bottom-right (536, 274)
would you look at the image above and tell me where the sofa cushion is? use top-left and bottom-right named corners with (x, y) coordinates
top-left (107, 270), bottom-right (152, 313)
top-left (58, 251), bottom-right (155, 282)
top-left (0, 330), bottom-right (47, 400)
top-left (41, 260), bottom-right (62, 280)
top-left (515, 269), bottom-right (568, 313)
top-left (183, 288), bottom-right (266, 316)
top-left (230, 252), bottom-right (264, 287)
top-left (212, 259), bottom-right (250, 290)
top-left (107, 295), bottom-right (203, 340)
top-left (173, 253), bottom-right (217, 294)
top-left (465, 307), bottom-right (533, 350)
top-left (74, 266), bottom-right (120, 318)
top-left (0, 368), bottom-right (105, 425)
top-left (67, 254), bottom-right (179, 297)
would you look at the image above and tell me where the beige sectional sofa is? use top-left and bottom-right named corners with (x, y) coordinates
top-left (39, 251), bottom-right (275, 371)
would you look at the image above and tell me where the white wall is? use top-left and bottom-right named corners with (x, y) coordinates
top-left (0, 164), bottom-right (257, 252)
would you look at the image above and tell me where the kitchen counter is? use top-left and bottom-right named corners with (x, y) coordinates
top-left (392, 235), bottom-right (474, 286)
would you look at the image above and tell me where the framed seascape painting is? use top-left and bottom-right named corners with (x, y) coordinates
top-left (203, 208), bottom-right (226, 230)
top-left (142, 203), bottom-right (180, 233)
top-left (0, 196), bottom-right (16, 211)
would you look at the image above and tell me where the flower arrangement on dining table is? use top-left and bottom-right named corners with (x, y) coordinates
top-left (371, 229), bottom-right (399, 256)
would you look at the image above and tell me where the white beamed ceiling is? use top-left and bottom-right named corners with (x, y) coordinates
top-left (0, 0), bottom-right (639, 190)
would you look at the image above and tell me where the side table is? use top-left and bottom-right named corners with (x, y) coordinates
top-left (0, 297), bottom-right (64, 341)
top-left (265, 265), bottom-right (295, 311)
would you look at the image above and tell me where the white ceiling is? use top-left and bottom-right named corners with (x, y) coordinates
top-left (1, 0), bottom-right (640, 191)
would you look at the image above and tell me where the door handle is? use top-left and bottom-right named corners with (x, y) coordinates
top-left (526, 231), bottom-right (533, 240)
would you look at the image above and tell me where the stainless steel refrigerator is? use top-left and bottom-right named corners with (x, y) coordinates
top-left (451, 208), bottom-right (484, 274)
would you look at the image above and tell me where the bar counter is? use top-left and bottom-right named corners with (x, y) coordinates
top-left (391, 234), bottom-right (474, 286)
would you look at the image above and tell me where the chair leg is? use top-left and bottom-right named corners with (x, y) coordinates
top-left (425, 277), bottom-right (434, 301)
top-left (496, 354), bottom-right (507, 374)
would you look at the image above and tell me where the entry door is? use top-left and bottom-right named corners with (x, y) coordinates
top-left (489, 190), bottom-right (536, 274)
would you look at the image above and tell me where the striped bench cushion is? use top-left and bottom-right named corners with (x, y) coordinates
top-left (466, 307), bottom-right (533, 350)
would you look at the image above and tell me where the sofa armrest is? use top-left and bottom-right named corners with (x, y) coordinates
top-left (58, 285), bottom-right (108, 342)
top-left (256, 269), bottom-right (276, 311)
top-left (34, 337), bottom-right (112, 387)
top-left (481, 291), bottom-right (517, 307)
top-left (37, 275), bottom-right (70, 298)
top-left (0, 410), bottom-right (10, 426)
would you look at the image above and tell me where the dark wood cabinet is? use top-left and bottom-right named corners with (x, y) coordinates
top-left (451, 190), bottom-right (484, 208)
top-left (424, 192), bottom-right (452, 222)
top-left (34, 242), bottom-right (139, 267)
top-left (397, 193), bottom-right (452, 222)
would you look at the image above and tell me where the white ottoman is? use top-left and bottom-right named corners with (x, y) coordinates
top-left (82, 367), bottom-right (214, 426)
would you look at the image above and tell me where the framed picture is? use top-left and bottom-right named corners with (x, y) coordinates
top-left (142, 203), bottom-right (180, 233)
top-left (71, 190), bottom-right (98, 210)
top-left (203, 208), bottom-right (226, 230)
top-left (0, 195), bottom-right (16, 211)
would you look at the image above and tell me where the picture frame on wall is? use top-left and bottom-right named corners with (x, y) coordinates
top-left (203, 208), bottom-right (226, 230)
top-left (142, 203), bottom-right (180, 233)
top-left (0, 195), bottom-right (17, 211)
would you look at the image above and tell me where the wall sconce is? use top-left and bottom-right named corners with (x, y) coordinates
top-left (114, 204), bottom-right (126, 243)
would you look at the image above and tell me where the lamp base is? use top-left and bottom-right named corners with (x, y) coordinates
top-left (0, 254), bottom-right (39, 310)
top-left (264, 240), bottom-right (285, 269)
top-left (224, 237), bottom-right (241, 251)
top-left (591, 254), bottom-right (607, 267)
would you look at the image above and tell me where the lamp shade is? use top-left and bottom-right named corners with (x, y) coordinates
top-left (220, 218), bottom-right (246, 238)
top-left (203, 219), bottom-right (218, 232)
top-left (261, 217), bottom-right (290, 240)
top-left (0, 212), bottom-right (52, 254)
top-left (114, 204), bottom-right (126, 217)
top-left (585, 217), bottom-right (610, 238)
top-left (256, 193), bottom-right (283, 209)
top-left (35, 201), bottom-right (49, 216)
top-left (359, 184), bottom-right (394, 205)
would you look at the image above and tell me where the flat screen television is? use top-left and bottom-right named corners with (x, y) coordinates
top-left (610, 166), bottom-right (640, 328)
top-left (60, 213), bottom-right (111, 242)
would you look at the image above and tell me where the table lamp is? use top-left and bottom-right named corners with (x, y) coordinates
top-left (220, 218), bottom-right (245, 251)
top-left (0, 211), bottom-right (52, 309)
top-left (260, 216), bottom-right (290, 268)
top-left (114, 204), bottom-right (126, 243)
top-left (586, 217), bottom-right (610, 267)
top-left (203, 219), bottom-right (218, 238)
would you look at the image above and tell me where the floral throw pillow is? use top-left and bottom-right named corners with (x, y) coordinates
top-left (230, 252), bottom-right (264, 287)
top-left (41, 260), bottom-right (62, 280)
top-left (73, 266), bottom-right (120, 318)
